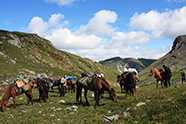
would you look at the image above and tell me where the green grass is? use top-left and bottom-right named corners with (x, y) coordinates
top-left (1, 83), bottom-right (186, 124)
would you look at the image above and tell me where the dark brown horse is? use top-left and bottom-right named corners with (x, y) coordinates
top-left (117, 72), bottom-right (139, 96)
top-left (0, 80), bottom-right (37, 112)
top-left (150, 68), bottom-right (166, 88)
top-left (76, 76), bottom-right (117, 106)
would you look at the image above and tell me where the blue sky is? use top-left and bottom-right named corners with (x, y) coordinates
top-left (1, 0), bottom-right (186, 60)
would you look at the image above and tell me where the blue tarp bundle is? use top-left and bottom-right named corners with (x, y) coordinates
top-left (65, 76), bottom-right (77, 80)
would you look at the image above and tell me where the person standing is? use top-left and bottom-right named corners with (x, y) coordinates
top-left (181, 71), bottom-right (186, 84)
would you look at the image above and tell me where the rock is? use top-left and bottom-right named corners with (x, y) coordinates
top-left (72, 105), bottom-right (78, 109)
top-left (108, 110), bottom-right (112, 114)
top-left (38, 111), bottom-right (42, 114)
top-left (9, 114), bottom-right (14, 118)
top-left (56, 107), bottom-right (62, 111)
top-left (123, 112), bottom-right (130, 118)
top-left (146, 99), bottom-right (151, 103)
top-left (19, 97), bottom-right (24, 100)
top-left (21, 110), bottom-right (27, 113)
top-left (126, 107), bottom-right (130, 111)
top-left (103, 114), bottom-right (120, 123)
top-left (50, 114), bottom-right (55, 117)
top-left (0, 52), bottom-right (7, 58)
top-left (65, 105), bottom-right (78, 112)
top-left (136, 102), bottom-right (146, 107)
top-left (10, 59), bottom-right (16, 64)
top-left (91, 93), bottom-right (94, 97)
top-left (58, 99), bottom-right (66, 104)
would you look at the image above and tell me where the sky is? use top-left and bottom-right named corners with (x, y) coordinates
top-left (1, 0), bottom-right (186, 61)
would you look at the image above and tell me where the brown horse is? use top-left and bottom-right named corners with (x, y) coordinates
top-left (0, 84), bottom-right (9, 96)
top-left (64, 79), bottom-right (75, 93)
top-left (0, 80), bottom-right (37, 112)
top-left (76, 75), bottom-right (117, 106)
top-left (150, 68), bottom-right (165, 88)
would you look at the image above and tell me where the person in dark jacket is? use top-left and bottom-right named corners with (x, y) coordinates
top-left (181, 71), bottom-right (186, 84)
top-left (162, 65), bottom-right (172, 87)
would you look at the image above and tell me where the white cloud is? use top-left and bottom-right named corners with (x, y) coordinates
top-left (168, 0), bottom-right (186, 2)
top-left (69, 46), bottom-right (167, 61)
top-left (26, 10), bottom-right (164, 61)
top-left (130, 6), bottom-right (186, 38)
top-left (27, 17), bottom-right (47, 35)
top-left (46, 0), bottom-right (76, 6)
top-left (78, 10), bottom-right (118, 36)
top-left (27, 13), bottom-right (102, 49)
top-left (46, 28), bottom-right (101, 49)
top-left (27, 13), bottom-right (65, 36)
top-left (111, 31), bottom-right (150, 47)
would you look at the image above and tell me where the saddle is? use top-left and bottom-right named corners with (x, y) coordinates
top-left (15, 80), bottom-right (30, 93)
top-left (16, 80), bottom-right (25, 88)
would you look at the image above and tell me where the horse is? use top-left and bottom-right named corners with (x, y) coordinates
top-left (0, 84), bottom-right (9, 96)
top-left (35, 78), bottom-right (50, 102)
top-left (150, 68), bottom-right (166, 88)
top-left (0, 80), bottom-right (37, 112)
top-left (50, 78), bottom-right (61, 90)
top-left (64, 79), bottom-right (76, 93)
top-left (76, 75), bottom-right (117, 106)
top-left (117, 72), bottom-right (139, 96)
top-left (49, 77), bottom-right (66, 97)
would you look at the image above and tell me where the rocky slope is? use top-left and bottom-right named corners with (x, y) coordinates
top-left (0, 30), bottom-right (118, 82)
top-left (100, 57), bottom-right (156, 72)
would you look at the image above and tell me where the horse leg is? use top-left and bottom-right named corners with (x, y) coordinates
top-left (84, 89), bottom-right (90, 106)
top-left (25, 91), bottom-right (33, 105)
top-left (1, 99), bottom-right (8, 112)
top-left (156, 80), bottom-right (159, 88)
top-left (58, 84), bottom-right (64, 97)
top-left (95, 90), bottom-right (100, 106)
top-left (12, 96), bottom-right (16, 109)
top-left (119, 83), bottom-right (122, 93)
top-left (164, 80), bottom-right (167, 88)
top-left (168, 78), bottom-right (171, 87)
top-left (76, 84), bottom-right (82, 104)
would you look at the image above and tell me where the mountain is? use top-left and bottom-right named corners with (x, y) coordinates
top-left (141, 35), bottom-right (186, 83)
top-left (0, 30), bottom-right (118, 82)
top-left (99, 57), bottom-right (156, 72)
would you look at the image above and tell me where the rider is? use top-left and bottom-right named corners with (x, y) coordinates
top-left (162, 65), bottom-right (172, 87)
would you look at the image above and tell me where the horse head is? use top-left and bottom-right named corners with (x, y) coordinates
top-left (99, 77), bottom-right (117, 102)
top-left (134, 74), bottom-right (140, 82)
top-left (109, 88), bottom-right (117, 102)
top-left (29, 79), bottom-right (38, 88)
top-left (149, 68), bottom-right (154, 76)
top-left (116, 75), bottom-right (122, 83)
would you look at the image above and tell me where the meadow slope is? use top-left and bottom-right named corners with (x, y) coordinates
top-left (0, 83), bottom-right (186, 124)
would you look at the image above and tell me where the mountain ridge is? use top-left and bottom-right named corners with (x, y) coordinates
top-left (99, 57), bottom-right (156, 72)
